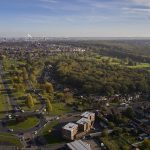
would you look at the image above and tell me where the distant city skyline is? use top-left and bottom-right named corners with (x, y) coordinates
top-left (0, 0), bottom-right (150, 37)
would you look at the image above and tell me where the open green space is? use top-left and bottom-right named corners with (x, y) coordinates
top-left (0, 133), bottom-right (22, 148)
top-left (39, 121), bottom-right (65, 144)
top-left (127, 63), bottom-right (150, 69)
top-left (0, 78), bottom-right (12, 118)
top-left (101, 135), bottom-right (131, 150)
top-left (8, 116), bottom-right (39, 131)
top-left (51, 102), bottom-right (72, 115)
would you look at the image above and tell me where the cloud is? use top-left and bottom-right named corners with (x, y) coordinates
top-left (123, 7), bottom-right (150, 13)
top-left (132, 0), bottom-right (150, 6)
top-left (122, 0), bottom-right (150, 14)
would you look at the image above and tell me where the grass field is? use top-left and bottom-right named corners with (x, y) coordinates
top-left (0, 77), bottom-right (12, 118)
top-left (127, 63), bottom-right (150, 69)
top-left (101, 136), bottom-right (130, 150)
top-left (0, 133), bottom-right (22, 147)
top-left (8, 117), bottom-right (39, 131)
top-left (39, 121), bottom-right (65, 144)
top-left (51, 102), bottom-right (72, 115)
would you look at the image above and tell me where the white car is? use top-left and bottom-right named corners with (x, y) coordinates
top-left (8, 128), bottom-right (14, 132)
top-left (21, 109), bottom-right (25, 113)
top-left (8, 115), bottom-right (12, 119)
top-left (34, 131), bottom-right (37, 135)
top-left (56, 117), bottom-right (60, 120)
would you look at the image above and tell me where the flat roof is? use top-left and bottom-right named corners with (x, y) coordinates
top-left (77, 118), bottom-right (90, 125)
top-left (63, 122), bottom-right (78, 131)
top-left (81, 111), bottom-right (95, 118)
top-left (67, 140), bottom-right (91, 150)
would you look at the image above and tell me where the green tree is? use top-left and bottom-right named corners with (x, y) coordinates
top-left (124, 107), bottom-right (134, 119)
top-left (46, 99), bottom-right (53, 112)
top-left (26, 94), bottom-right (34, 108)
top-left (113, 127), bottom-right (123, 136)
top-left (64, 92), bottom-right (74, 104)
top-left (45, 82), bottom-right (54, 93)
top-left (22, 67), bottom-right (28, 80)
top-left (101, 129), bottom-right (108, 137)
top-left (140, 139), bottom-right (150, 150)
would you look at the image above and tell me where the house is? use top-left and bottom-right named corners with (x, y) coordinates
top-left (66, 140), bottom-right (91, 150)
top-left (76, 118), bottom-right (91, 132)
top-left (81, 111), bottom-right (95, 124)
top-left (62, 123), bottom-right (78, 140)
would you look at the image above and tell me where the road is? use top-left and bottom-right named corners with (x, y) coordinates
top-left (0, 63), bottom-right (48, 148)
top-left (0, 62), bottom-right (82, 149)
top-left (0, 64), bottom-right (18, 112)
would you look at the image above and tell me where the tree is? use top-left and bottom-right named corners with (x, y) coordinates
top-left (26, 94), bottom-right (34, 108)
top-left (30, 74), bottom-right (37, 83)
top-left (46, 99), bottom-right (53, 112)
top-left (140, 139), bottom-right (150, 150)
top-left (124, 107), bottom-right (134, 119)
top-left (101, 129), bottom-right (108, 137)
top-left (108, 122), bottom-right (115, 129)
top-left (122, 145), bottom-right (130, 150)
top-left (22, 67), bottom-right (28, 81)
top-left (45, 82), bottom-right (54, 93)
top-left (55, 92), bottom-right (64, 102)
top-left (64, 92), bottom-right (74, 104)
top-left (113, 127), bottom-right (122, 136)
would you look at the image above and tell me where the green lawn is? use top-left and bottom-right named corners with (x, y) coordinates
top-left (101, 136), bottom-right (120, 150)
top-left (0, 77), bottom-right (12, 118)
top-left (13, 90), bottom-right (42, 111)
top-left (8, 117), bottom-right (39, 131)
top-left (39, 121), bottom-right (65, 144)
top-left (101, 136), bottom-right (130, 150)
top-left (128, 63), bottom-right (150, 69)
top-left (0, 133), bottom-right (22, 148)
top-left (51, 102), bottom-right (72, 115)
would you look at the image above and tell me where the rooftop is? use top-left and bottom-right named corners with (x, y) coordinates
top-left (77, 118), bottom-right (90, 125)
top-left (63, 123), bottom-right (78, 131)
top-left (67, 140), bottom-right (91, 150)
top-left (81, 111), bottom-right (95, 118)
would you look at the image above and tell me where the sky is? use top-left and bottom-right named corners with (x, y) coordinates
top-left (0, 0), bottom-right (150, 37)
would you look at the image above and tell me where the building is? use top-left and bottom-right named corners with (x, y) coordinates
top-left (76, 118), bottom-right (91, 132)
top-left (62, 112), bottom-right (96, 140)
top-left (62, 123), bottom-right (78, 140)
top-left (66, 140), bottom-right (91, 150)
top-left (81, 111), bottom-right (95, 124)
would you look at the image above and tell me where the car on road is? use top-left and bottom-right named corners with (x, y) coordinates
top-left (56, 116), bottom-right (60, 120)
top-left (8, 128), bottom-right (14, 132)
top-left (7, 114), bottom-right (12, 119)
top-left (34, 131), bottom-right (37, 135)
top-left (21, 109), bottom-right (25, 113)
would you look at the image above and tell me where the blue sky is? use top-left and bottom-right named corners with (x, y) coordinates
top-left (0, 0), bottom-right (150, 37)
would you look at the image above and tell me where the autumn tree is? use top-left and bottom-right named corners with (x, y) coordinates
top-left (64, 92), bottom-right (74, 104)
top-left (46, 99), bottom-right (53, 112)
top-left (45, 82), bottom-right (54, 93)
top-left (26, 94), bottom-right (35, 108)
top-left (22, 67), bottom-right (28, 81)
